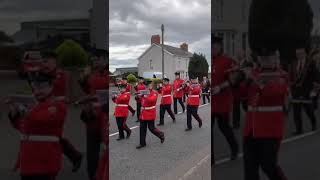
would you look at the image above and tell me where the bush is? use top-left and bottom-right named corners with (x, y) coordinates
top-left (127, 74), bottom-right (137, 84)
top-left (55, 39), bottom-right (89, 68)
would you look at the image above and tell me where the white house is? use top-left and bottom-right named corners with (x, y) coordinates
top-left (212, 0), bottom-right (251, 57)
top-left (137, 35), bottom-right (193, 81)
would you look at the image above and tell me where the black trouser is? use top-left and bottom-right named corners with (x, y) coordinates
top-left (212, 113), bottom-right (238, 155)
top-left (173, 97), bottom-right (185, 114)
top-left (116, 117), bottom-right (131, 138)
top-left (187, 105), bottom-right (202, 129)
top-left (183, 93), bottom-right (188, 102)
top-left (232, 100), bottom-right (248, 129)
top-left (136, 102), bottom-right (142, 120)
top-left (21, 175), bottom-right (55, 180)
top-left (159, 104), bottom-right (175, 124)
top-left (128, 105), bottom-right (135, 113)
top-left (292, 102), bottom-right (317, 133)
top-left (60, 137), bottom-right (82, 164)
top-left (139, 120), bottom-right (164, 146)
top-left (202, 92), bottom-right (210, 104)
top-left (86, 131), bottom-right (101, 180)
top-left (243, 135), bottom-right (287, 180)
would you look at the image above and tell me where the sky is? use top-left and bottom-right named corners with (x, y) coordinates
top-left (0, 0), bottom-right (91, 35)
top-left (109, 0), bottom-right (211, 72)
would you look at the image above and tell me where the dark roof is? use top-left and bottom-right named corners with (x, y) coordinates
top-left (162, 44), bottom-right (193, 57)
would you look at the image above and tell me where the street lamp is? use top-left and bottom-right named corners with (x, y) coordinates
top-left (161, 24), bottom-right (164, 79)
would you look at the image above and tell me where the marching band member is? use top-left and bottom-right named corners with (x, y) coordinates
top-left (9, 72), bottom-right (66, 180)
top-left (243, 48), bottom-right (288, 180)
top-left (122, 77), bottom-right (136, 116)
top-left (201, 76), bottom-right (211, 104)
top-left (157, 77), bottom-right (175, 125)
top-left (173, 72), bottom-right (185, 114)
top-left (185, 76), bottom-right (203, 131)
top-left (134, 77), bottom-right (146, 122)
top-left (112, 83), bottom-right (132, 140)
top-left (41, 50), bottom-right (83, 172)
top-left (136, 80), bottom-right (165, 149)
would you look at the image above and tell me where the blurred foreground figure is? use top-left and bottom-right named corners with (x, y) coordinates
top-left (9, 72), bottom-right (66, 180)
top-left (242, 48), bottom-right (288, 180)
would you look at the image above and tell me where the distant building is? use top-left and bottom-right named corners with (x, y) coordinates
top-left (113, 67), bottom-right (138, 76)
top-left (11, 19), bottom-right (90, 45)
top-left (138, 35), bottom-right (193, 81)
top-left (212, 0), bottom-right (251, 57)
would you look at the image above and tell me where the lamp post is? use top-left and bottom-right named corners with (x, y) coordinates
top-left (161, 24), bottom-right (164, 79)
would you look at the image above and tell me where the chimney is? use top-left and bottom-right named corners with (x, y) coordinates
top-left (180, 43), bottom-right (188, 51)
top-left (151, 35), bottom-right (161, 45)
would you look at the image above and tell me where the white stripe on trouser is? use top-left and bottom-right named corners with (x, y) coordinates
top-left (21, 135), bottom-right (59, 142)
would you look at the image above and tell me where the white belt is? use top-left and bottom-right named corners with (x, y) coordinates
top-left (162, 95), bottom-right (171, 98)
top-left (117, 104), bottom-right (128, 107)
top-left (142, 106), bottom-right (156, 110)
top-left (188, 95), bottom-right (200, 98)
top-left (21, 135), bottom-right (59, 142)
top-left (55, 96), bottom-right (65, 101)
top-left (248, 106), bottom-right (283, 112)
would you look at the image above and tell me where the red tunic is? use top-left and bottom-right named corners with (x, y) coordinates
top-left (173, 79), bottom-right (184, 98)
top-left (134, 83), bottom-right (146, 103)
top-left (140, 90), bottom-right (158, 121)
top-left (187, 84), bottom-right (201, 106)
top-left (159, 84), bottom-right (172, 105)
top-left (212, 56), bottom-right (234, 113)
top-left (113, 92), bottom-right (130, 117)
top-left (124, 83), bottom-right (132, 93)
top-left (243, 69), bottom-right (289, 139)
top-left (11, 99), bottom-right (66, 176)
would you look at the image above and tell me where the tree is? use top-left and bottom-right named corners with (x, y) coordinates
top-left (55, 39), bottom-right (89, 68)
top-left (127, 73), bottom-right (137, 84)
top-left (188, 53), bottom-right (209, 81)
top-left (248, 0), bottom-right (313, 69)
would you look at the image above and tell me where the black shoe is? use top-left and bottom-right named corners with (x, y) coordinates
top-left (136, 144), bottom-right (146, 149)
top-left (292, 131), bottom-right (303, 136)
top-left (185, 128), bottom-right (192, 131)
top-left (157, 123), bottom-right (164, 126)
top-left (127, 131), bottom-right (131, 139)
top-left (116, 137), bottom-right (125, 141)
top-left (160, 136), bottom-right (165, 143)
top-left (136, 119), bottom-right (140, 122)
top-left (72, 154), bottom-right (83, 172)
top-left (132, 110), bottom-right (136, 116)
top-left (199, 121), bottom-right (203, 128)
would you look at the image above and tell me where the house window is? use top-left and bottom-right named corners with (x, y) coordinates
top-left (149, 59), bottom-right (153, 69)
top-left (186, 72), bottom-right (188, 78)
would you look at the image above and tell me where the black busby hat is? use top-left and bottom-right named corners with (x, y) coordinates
top-left (189, 75), bottom-right (197, 80)
top-left (138, 76), bottom-right (144, 80)
top-left (144, 79), bottom-right (153, 85)
top-left (174, 72), bottom-right (180, 76)
top-left (163, 77), bottom-right (170, 82)
top-left (28, 72), bottom-right (53, 84)
top-left (91, 48), bottom-right (108, 57)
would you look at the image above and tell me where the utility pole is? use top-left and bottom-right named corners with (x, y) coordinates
top-left (161, 24), bottom-right (164, 79)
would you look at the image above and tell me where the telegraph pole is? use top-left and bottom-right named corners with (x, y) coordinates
top-left (161, 24), bottom-right (164, 79)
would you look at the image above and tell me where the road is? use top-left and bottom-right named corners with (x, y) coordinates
top-left (213, 103), bottom-right (320, 180)
top-left (109, 87), bottom-right (211, 180)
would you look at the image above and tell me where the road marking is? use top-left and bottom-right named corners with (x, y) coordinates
top-left (179, 154), bottom-right (211, 180)
top-left (214, 130), bottom-right (318, 166)
top-left (109, 103), bottom-right (210, 137)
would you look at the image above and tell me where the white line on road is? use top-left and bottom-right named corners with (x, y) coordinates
top-left (214, 130), bottom-right (318, 166)
top-left (179, 154), bottom-right (211, 180)
top-left (109, 103), bottom-right (210, 137)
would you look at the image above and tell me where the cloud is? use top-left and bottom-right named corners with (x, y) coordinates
top-left (109, 0), bottom-right (211, 71)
